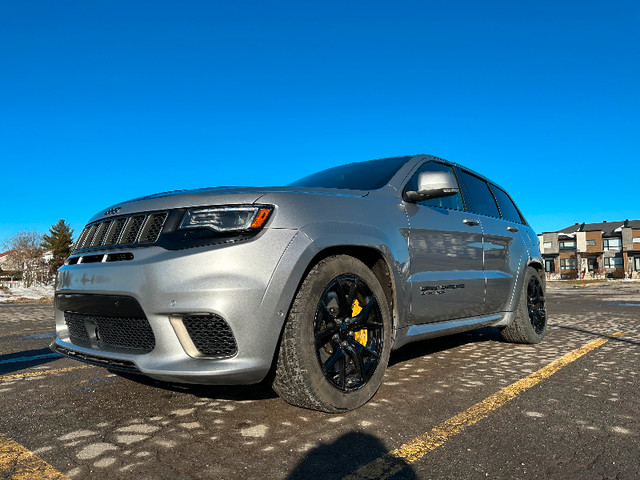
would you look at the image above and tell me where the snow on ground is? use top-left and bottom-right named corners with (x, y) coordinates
top-left (0, 283), bottom-right (54, 303)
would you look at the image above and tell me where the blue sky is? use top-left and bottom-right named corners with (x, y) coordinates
top-left (1, 1), bottom-right (639, 245)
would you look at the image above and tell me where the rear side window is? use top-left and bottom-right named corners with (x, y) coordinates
top-left (404, 162), bottom-right (464, 210)
top-left (489, 184), bottom-right (523, 224)
top-left (457, 170), bottom-right (500, 218)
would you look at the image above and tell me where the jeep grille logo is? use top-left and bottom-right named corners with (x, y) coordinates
top-left (104, 207), bottom-right (121, 216)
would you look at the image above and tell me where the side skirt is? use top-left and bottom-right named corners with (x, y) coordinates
top-left (392, 313), bottom-right (504, 350)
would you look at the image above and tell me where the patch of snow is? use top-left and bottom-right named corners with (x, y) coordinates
top-left (0, 283), bottom-right (54, 302)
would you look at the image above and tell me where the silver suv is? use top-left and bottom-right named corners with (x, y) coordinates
top-left (52, 154), bottom-right (546, 412)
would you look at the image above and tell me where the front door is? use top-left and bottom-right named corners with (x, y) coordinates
top-left (405, 162), bottom-right (485, 324)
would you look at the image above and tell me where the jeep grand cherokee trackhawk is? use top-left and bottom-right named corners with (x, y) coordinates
top-left (51, 155), bottom-right (547, 412)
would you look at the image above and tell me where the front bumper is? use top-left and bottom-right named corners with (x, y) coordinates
top-left (52, 228), bottom-right (313, 384)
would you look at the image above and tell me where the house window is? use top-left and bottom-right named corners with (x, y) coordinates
top-left (603, 238), bottom-right (621, 251)
top-left (633, 237), bottom-right (640, 243)
top-left (635, 257), bottom-right (640, 271)
top-left (604, 257), bottom-right (623, 269)
top-left (586, 239), bottom-right (596, 246)
top-left (543, 242), bottom-right (552, 249)
top-left (560, 258), bottom-right (577, 270)
top-left (544, 259), bottom-right (555, 272)
top-left (559, 241), bottom-right (576, 251)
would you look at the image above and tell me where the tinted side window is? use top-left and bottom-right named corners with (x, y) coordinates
top-left (489, 184), bottom-right (523, 224)
top-left (458, 170), bottom-right (500, 217)
top-left (405, 162), bottom-right (464, 210)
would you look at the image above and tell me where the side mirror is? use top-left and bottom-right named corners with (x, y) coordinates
top-left (404, 171), bottom-right (459, 203)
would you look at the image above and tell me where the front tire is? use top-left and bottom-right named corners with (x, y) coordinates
top-left (273, 255), bottom-right (392, 412)
top-left (500, 266), bottom-right (547, 344)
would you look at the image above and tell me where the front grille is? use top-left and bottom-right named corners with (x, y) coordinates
top-left (65, 314), bottom-right (91, 344)
top-left (64, 312), bottom-right (156, 353)
top-left (181, 315), bottom-right (238, 358)
top-left (73, 211), bottom-right (168, 253)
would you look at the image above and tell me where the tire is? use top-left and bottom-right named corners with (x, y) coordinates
top-left (500, 266), bottom-right (547, 344)
top-left (273, 255), bottom-right (392, 412)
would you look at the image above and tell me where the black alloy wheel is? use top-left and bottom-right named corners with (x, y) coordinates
top-left (273, 255), bottom-right (392, 412)
top-left (500, 266), bottom-right (548, 344)
top-left (314, 274), bottom-right (384, 392)
top-left (527, 275), bottom-right (546, 334)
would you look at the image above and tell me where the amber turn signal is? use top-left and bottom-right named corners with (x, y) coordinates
top-left (251, 208), bottom-right (272, 229)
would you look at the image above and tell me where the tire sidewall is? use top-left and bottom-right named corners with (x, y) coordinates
top-left (293, 256), bottom-right (392, 411)
top-left (517, 266), bottom-right (547, 343)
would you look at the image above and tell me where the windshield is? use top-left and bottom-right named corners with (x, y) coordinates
top-left (289, 156), bottom-right (410, 190)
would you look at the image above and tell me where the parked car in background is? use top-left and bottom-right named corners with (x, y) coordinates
top-left (51, 154), bottom-right (546, 412)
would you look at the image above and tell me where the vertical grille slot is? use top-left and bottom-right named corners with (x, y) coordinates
top-left (74, 227), bottom-right (90, 250)
top-left (139, 213), bottom-right (168, 244)
top-left (104, 217), bottom-right (128, 245)
top-left (81, 225), bottom-right (98, 249)
top-left (120, 216), bottom-right (146, 245)
top-left (91, 221), bottom-right (112, 247)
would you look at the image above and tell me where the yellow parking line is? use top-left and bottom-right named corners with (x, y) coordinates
top-left (344, 333), bottom-right (625, 480)
top-left (0, 434), bottom-right (70, 479)
top-left (0, 365), bottom-right (93, 381)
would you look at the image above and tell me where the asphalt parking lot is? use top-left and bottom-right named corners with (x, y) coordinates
top-left (1, 283), bottom-right (639, 480)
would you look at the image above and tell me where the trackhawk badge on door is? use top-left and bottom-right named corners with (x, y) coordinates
top-left (420, 284), bottom-right (465, 295)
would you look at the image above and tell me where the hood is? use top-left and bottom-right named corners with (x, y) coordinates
top-left (87, 186), bottom-right (369, 223)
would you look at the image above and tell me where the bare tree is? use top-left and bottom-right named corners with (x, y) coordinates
top-left (2, 230), bottom-right (46, 287)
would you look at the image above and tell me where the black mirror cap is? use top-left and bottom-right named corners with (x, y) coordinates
top-left (404, 187), bottom-right (459, 202)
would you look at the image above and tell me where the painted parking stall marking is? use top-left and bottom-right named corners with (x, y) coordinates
top-left (1, 365), bottom-right (94, 478)
top-left (0, 365), bottom-right (93, 381)
top-left (344, 332), bottom-right (627, 480)
top-left (0, 434), bottom-right (70, 480)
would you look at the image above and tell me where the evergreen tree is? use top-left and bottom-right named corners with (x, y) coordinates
top-left (41, 219), bottom-right (74, 279)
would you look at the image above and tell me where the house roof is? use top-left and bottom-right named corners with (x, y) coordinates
top-left (555, 219), bottom-right (640, 236)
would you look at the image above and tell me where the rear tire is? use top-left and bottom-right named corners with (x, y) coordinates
top-left (273, 255), bottom-right (392, 412)
top-left (500, 266), bottom-right (547, 344)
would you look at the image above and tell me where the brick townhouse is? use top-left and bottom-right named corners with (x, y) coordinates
top-left (538, 219), bottom-right (640, 278)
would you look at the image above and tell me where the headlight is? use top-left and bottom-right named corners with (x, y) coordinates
top-left (179, 205), bottom-right (273, 233)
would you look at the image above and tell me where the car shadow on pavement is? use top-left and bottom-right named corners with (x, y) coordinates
top-left (112, 328), bottom-right (503, 402)
top-left (555, 325), bottom-right (639, 346)
top-left (110, 370), bottom-right (279, 400)
top-left (0, 347), bottom-right (61, 375)
top-left (389, 326), bottom-right (501, 367)
top-left (286, 431), bottom-right (417, 480)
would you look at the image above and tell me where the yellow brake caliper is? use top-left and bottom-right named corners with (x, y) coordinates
top-left (351, 299), bottom-right (368, 346)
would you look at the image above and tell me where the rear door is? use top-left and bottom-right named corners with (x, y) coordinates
top-left (405, 162), bottom-right (485, 324)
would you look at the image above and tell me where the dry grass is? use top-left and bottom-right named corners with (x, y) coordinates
top-left (0, 296), bottom-right (54, 304)
top-left (547, 280), bottom-right (607, 287)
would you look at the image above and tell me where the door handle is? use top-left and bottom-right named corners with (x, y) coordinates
top-left (507, 226), bottom-right (519, 232)
top-left (463, 218), bottom-right (480, 226)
